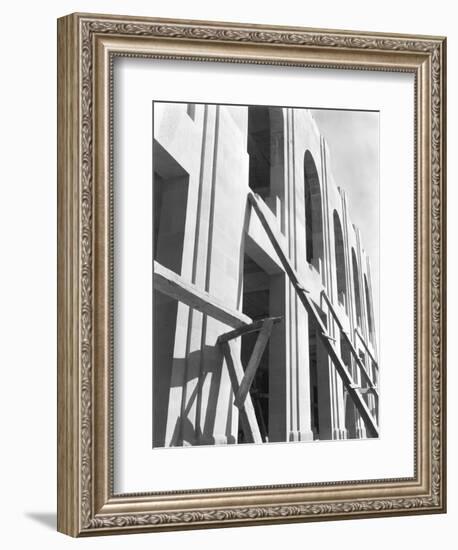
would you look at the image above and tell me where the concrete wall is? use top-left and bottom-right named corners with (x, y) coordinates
top-left (153, 102), bottom-right (378, 446)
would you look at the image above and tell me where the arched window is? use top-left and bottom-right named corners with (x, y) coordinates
top-left (247, 107), bottom-right (285, 226)
top-left (333, 211), bottom-right (347, 308)
top-left (248, 106), bottom-right (271, 199)
top-left (364, 274), bottom-right (375, 344)
top-left (351, 248), bottom-right (362, 327)
top-left (304, 151), bottom-right (323, 272)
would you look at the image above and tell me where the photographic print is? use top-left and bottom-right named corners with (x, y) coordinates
top-left (152, 101), bottom-right (379, 448)
top-left (58, 14), bottom-right (445, 535)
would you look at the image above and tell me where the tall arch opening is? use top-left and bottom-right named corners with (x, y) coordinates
top-left (247, 106), bottom-right (285, 227)
top-left (247, 106), bottom-right (271, 199)
top-left (303, 151), bottom-right (323, 272)
top-left (351, 248), bottom-right (362, 327)
top-left (333, 210), bottom-right (347, 308)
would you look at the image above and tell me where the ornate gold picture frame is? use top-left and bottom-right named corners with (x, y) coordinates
top-left (57, 12), bottom-right (446, 536)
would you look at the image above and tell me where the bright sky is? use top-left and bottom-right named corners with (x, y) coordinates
top-left (311, 109), bottom-right (380, 336)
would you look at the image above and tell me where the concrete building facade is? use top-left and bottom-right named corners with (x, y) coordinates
top-left (152, 102), bottom-right (379, 448)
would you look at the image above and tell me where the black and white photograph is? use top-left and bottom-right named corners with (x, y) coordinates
top-left (51, 8), bottom-right (447, 540)
top-left (152, 101), bottom-right (380, 448)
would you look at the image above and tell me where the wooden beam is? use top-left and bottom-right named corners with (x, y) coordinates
top-left (252, 394), bottom-right (268, 442)
top-left (233, 318), bottom-right (275, 409)
top-left (358, 387), bottom-right (377, 395)
top-left (153, 260), bottom-right (252, 329)
top-left (249, 192), bottom-right (379, 438)
top-left (219, 340), bottom-right (262, 444)
top-left (217, 316), bottom-right (282, 343)
top-left (320, 291), bottom-right (378, 394)
top-left (355, 328), bottom-right (379, 372)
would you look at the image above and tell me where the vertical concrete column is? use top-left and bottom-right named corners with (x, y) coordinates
top-left (180, 105), bottom-right (217, 445)
top-left (295, 302), bottom-right (314, 441)
top-left (341, 191), bottom-right (354, 332)
top-left (363, 259), bottom-right (379, 422)
top-left (267, 109), bottom-right (290, 442)
top-left (163, 197), bottom-right (198, 446)
top-left (353, 228), bottom-right (368, 438)
top-left (340, 190), bottom-right (365, 438)
top-left (315, 334), bottom-right (333, 440)
top-left (268, 273), bottom-right (288, 442)
top-left (365, 259), bottom-right (379, 358)
top-left (321, 140), bottom-right (347, 440)
top-left (290, 109), bottom-right (314, 442)
top-left (198, 105), bottom-right (249, 445)
top-left (288, 109), bottom-right (299, 441)
top-left (153, 104), bottom-right (211, 446)
top-left (355, 229), bottom-right (369, 344)
top-left (320, 139), bottom-right (338, 439)
top-left (360, 257), bottom-right (378, 421)
top-left (270, 110), bottom-right (286, 234)
top-left (178, 166), bottom-right (204, 445)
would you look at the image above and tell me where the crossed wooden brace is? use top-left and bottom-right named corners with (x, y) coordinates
top-left (217, 316), bottom-right (282, 444)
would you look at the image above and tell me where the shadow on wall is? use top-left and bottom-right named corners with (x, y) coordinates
top-left (156, 345), bottom-right (226, 447)
top-left (25, 512), bottom-right (56, 531)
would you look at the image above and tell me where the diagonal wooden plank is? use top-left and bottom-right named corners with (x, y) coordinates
top-left (154, 260), bottom-right (252, 329)
top-left (355, 327), bottom-right (379, 372)
top-left (233, 318), bottom-right (275, 409)
top-left (252, 392), bottom-right (268, 442)
top-left (249, 192), bottom-right (379, 438)
top-left (310, 316), bottom-right (379, 437)
top-left (219, 340), bottom-right (262, 444)
top-left (320, 290), bottom-right (378, 394)
top-left (217, 316), bottom-right (282, 343)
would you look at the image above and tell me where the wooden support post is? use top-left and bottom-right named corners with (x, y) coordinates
top-left (233, 318), bottom-right (275, 409)
top-left (218, 316), bottom-right (282, 408)
top-left (219, 340), bottom-right (262, 444)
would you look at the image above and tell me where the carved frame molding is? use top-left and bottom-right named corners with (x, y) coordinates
top-left (57, 13), bottom-right (446, 536)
